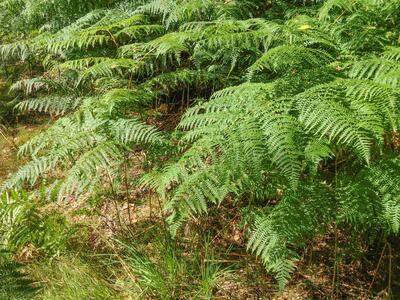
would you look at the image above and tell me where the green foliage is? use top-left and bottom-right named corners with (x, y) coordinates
top-left (0, 256), bottom-right (37, 300)
top-left (248, 183), bottom-right (336, 288)
top-left (1, 0), bottom-right (400, 292)
top-left (29, 256), bottom-right (119, 300)
top-left (104, 235), bottom-right (233, 299)
top-left (0, 191), bottom-right (75, 255)
top-left (248, 45), bottom-right (333, 74)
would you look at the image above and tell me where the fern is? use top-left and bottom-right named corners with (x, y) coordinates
top-left (249, 45), bottom-right (333, 74)
top-left (248, 184), bottom-right (336, 288)
top-left (59, 141), bottom-right (122, 198)
top-left (338, 159), bottom-right (400, 234)
top-left (0, 191), bottom-right (73, 254)
top-left (296, 81), bottom-right (377, 163)
top-left (16, 96), bottom-right (79, 115)
top-left (2, 0), bottom-right (400, 291)
top-left (111, 118), bottom-right (166, 145)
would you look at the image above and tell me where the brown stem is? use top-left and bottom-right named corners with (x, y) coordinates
top-left (123, 153), bottom-right (132, 225)
top-left (331, 221), bottom-right (339, 298)
top-left (0, 126), bottom-right (18, 150)
top-left (388, 241), bottom-right (392, 297)
top-left (107, 30), bottom-right (119, 47)
top-left (106, 170), bottom-right (123, 228)
top-left (368, 242), bottom-right (387, 292)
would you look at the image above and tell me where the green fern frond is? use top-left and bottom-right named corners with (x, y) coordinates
top-left (296, 82), bottom-right (374, 163)
top-left (115, 24), bottom-right (164, 40)
top-left (248, 185), bottom-right (335, 288)
top-left (260, 104), bottom-right (302, 188)
top-left (10, 77), bottom-right (51, 95)
top-left (136, 0), bottom-right (177, 26)
top-left (382, 196), bottom-right (400, 234)
top-left (345, 79), bottom-right (399, 131)
top-left (319, 0), bottom-right (358, 20)
top-left (249, 45), bottom-right (333, 75)
top-left (111, 118), bottom-right (165, 145)
top-left (0, 191), bottom-right (73, 255)
top-left (48, 33), bottom-right (111, 53)
top-left (96, 88), bottom-right (155, 114)
top-left (2, 157), bottom-right (57, 190)
top-left (59, 141), bottom-right (122, 198)
top-left (349, 58), bottom-right (399, 82)
top-left (81, 58), bottom-right (139, 79)
top-left (339, 159), bottom-right (400, 234)
top-left (59, 9), bottom-right (109, 33)
top-left (16, 96), bottom-right (79, 115)
top-left (0, 40), bottom-right (31, 61)
top-left (56, 57), bottom-right (111, 71)
top-left (382, 47), bottom-right (400, 61)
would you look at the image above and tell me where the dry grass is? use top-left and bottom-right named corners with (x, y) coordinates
top-left (0, 121), bottom-right (49, 182)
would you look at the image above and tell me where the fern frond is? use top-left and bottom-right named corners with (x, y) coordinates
top-left (249, 45), bottom-right (333, 75)
top-left (345, 79), bottom-right (399, 131)
top-left (59, 141), bottom-right (122, 198)
top-left (48, 32), bottom-right (111, 53)
top-left (81, 58), bottom-right (139, 79)
top-left (15, 96), bottom-right (79, 115)
top-left (382, 196), bottom-right (400, 234)
top-left (382, 47), bottom-right (400, 61)
top-left (59, 9), bottom-right (109, 33)
top-left (296, 82), bottom-right (375, 163)
top-left (349, 58), bottom-right (399, 81)
top-left (2, 157), bottom-right (57, 190)
top-left (318, 0), bottom-right (358, 20)
top-left (111, 118), bottom-right (165, 145)
top-left (96, 88), bottom-right (155, 114)
top-left (0, 40), bottom-right (31, 61)
top-left (339, 158), bottom-right (400, 234)
top-left (248, 185), bottom-right (335, 288)
top-left (115, 24), bottom-right (164, 40)
top-left (56, 57), bottom-right (111, 70)
top-left (260, 103), bottom-right (302, 188)
top-left (10, 77), bottom-right (51, 95)
top-left (136, 0), bottom-right (177, 25)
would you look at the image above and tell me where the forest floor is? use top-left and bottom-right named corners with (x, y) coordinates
top-left (0, 120), bottom-right (48, 180)
top-left (0, 120), bottom-right (398, 299)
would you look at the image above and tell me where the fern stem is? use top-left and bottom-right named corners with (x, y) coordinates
top-left (368, 242), bottom-right (387, 292)
top-left (106, 169), bottom-right (123, 228)
top-left (0, 126), bottom-right (18, 150)
top-left (331, 155), bottom-right (339, 298)
top-left (107, 30), bottom-right (119, 47)
top-left (388, 241), bottom-right (392, 297)
top-left (123, 153), bottom-right (133, 226)
top-left (331, 221), bottom-right (339, 298)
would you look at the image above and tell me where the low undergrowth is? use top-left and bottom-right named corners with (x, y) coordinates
top-left (1, 0), bottom-right (400, 298)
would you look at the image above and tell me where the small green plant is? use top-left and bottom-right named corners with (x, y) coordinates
top-left (29, 256), bottom-right (119, 300)
top-left (0, 252), bottom-right (37, 300)
top-left (0, 191), bottom-right (75, 256)
top-left (197, 244), bottom-right (232, 299)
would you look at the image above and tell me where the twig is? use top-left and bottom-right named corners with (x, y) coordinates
top-left (0, 126), bottom-right (18, 150)
top-left (388, 241), bottom-right (392, 297)
top-left (368, 242), bottom-right (387, 292)
top-left (123, 153), bottom-right (133, 225)
top-left (106, 169), bottom-right (123, 228)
